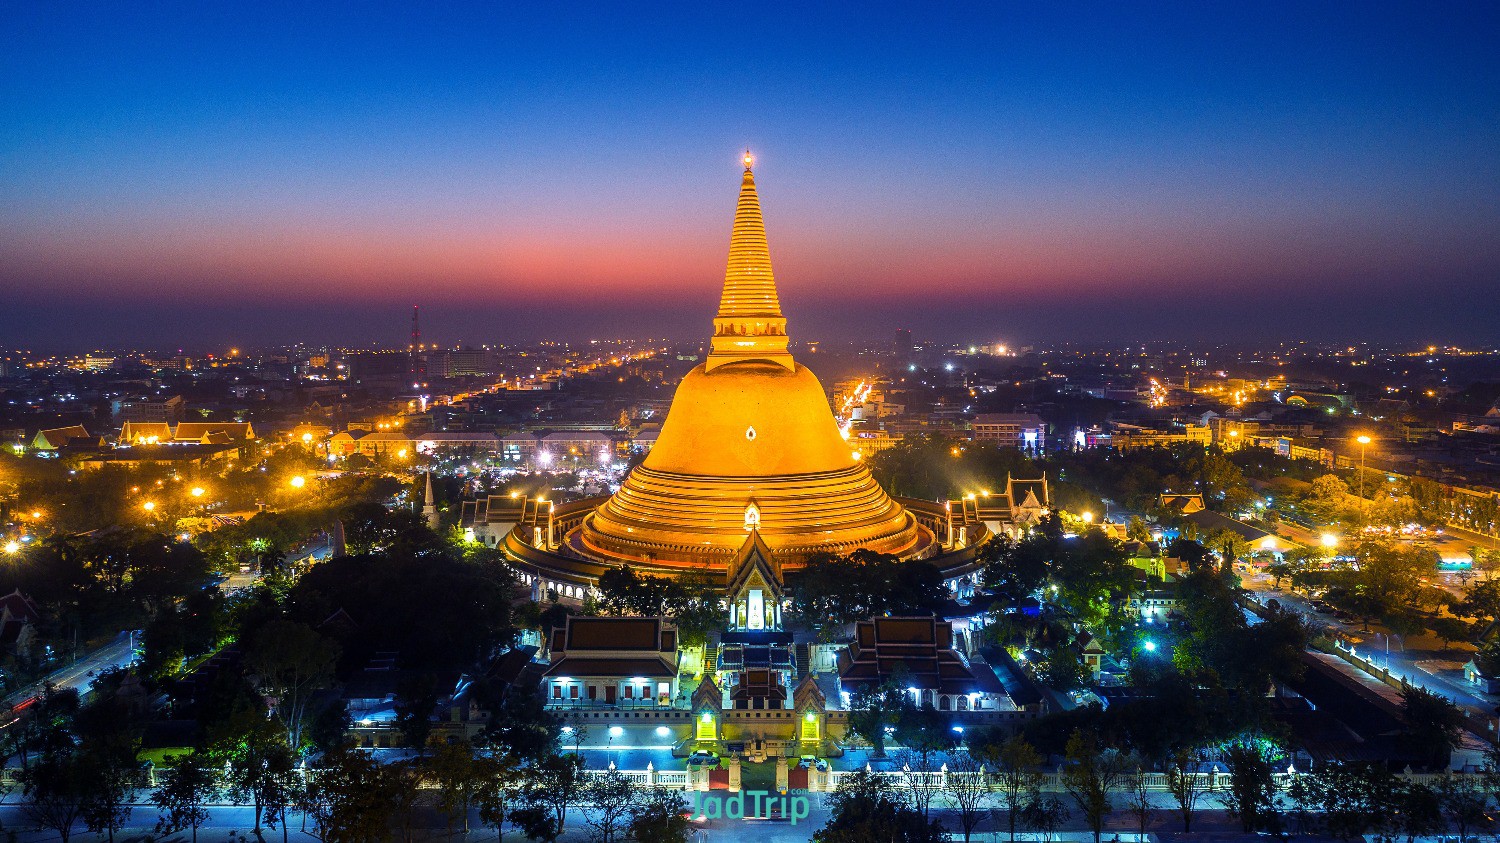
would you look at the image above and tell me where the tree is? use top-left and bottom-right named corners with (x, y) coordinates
top-left (627, 788), bottom-right (693, 843)
top-left (298, 746), bottom-right (399, 843)
top-left (213, 705), bottom-right (297, 840)
top-left (522, 752), bottom-right (586, 836)
top-left (1039, 646), bottom-right (1087, 692)
top-left (1306, 474), bottom-right (1351, 521)
top-left (152, 754), bottom-right (218, 843)
top-left (1429, 616), bottom-right (1473, 648)
top-left (428, 741), bottom-right (484, 836)
top-left (1019, 794), bottom-right (1070, 841)
top-left (1124, 763), bottom-right (1155, 838)
top-left (1221, 739), bottom-right (1281, 834)
top-left (394, 673), bottom-right (441, 753)
top-left (846, 682), bottom-right (905, 758)
top-left (990, 735), bottom-right (1043, 843)
top-left (385, 759), bottom-right (426, 843)
top-left (1288, 762), bottom-right (1409, 841)
top-left (77, 744), bottom-right (138, 843)
top-left (1456, 578), bottom-right (1500, 628)
top-left (20, 752), bottom-right (87, 843)
top-left (1401, 686), bottom-right (1465, 769)
top-left (1166, 747), bottom-right (1214, 833)
top-left (1205, 528), bottom-right (1248, 568)
top-left (893, 704), bottom-right (955, 820)
top-left (1436, 771), bottom-right (1492, 841)
top-left (244, 619), bottom-right (339, 750)
top-left (944, 749), bottom-right (991, 843)
top-left (582, 769), bottom-right (641, 843)
top-left (813, 770), bottom-right (945, 843)
top-left (475, 751), bottom-right (521, 841)
top-left (1060, 730), bottom-right (1131, 843)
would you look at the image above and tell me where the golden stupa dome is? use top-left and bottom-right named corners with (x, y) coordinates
top-left (573, 156), bottom-right (929, 570)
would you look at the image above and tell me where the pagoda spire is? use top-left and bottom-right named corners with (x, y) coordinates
top-left (705, 152), bottom-right (795, 372)
top-left (422, 471), bottom-right (439, 530)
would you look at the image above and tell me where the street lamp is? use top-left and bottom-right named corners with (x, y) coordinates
top-left (1082, 511), bottom-right (1094, 524)
top-left (2, 541), bottom-right (18, 554)
top-left (1321, 533), bottom-right (1339, 550)
top-left (142, 501), bottom-right (156, 513)
top-left (289, 476), bottom-right (306, 489)
top-left (190, 487), bottom-right (205, 498)
top-left (1355, 435), bottom-right (1372, 527)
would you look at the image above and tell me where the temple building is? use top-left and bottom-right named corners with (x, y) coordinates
top-left (572, 154), bottom-right (933, 572)
top-left (466, 157), bottom-right (1009, 595)
top-left (836, 617), bottom-right (1011, 713)
top-left (542, 616), bottom-right (680, 709)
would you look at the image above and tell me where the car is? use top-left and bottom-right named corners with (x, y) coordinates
top-left (1310, 600), bottom-right (1334, 613)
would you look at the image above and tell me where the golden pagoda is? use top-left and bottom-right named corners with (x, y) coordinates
top-left (575, 154), bottom-right (930, 571)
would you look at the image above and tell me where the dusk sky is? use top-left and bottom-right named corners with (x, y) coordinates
top-left (3, 2), bottom-right (1498, 351)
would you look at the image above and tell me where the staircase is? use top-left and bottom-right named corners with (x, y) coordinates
top-left (704, 645), bottom-right (719, 675)
top-left (794, 643), bottom-right (812, 679)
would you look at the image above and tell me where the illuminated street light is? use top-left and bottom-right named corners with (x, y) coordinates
top-left (1321, 533), bottom-right (1339, 549)
top-left (302, 432), bottom-right (314, 444)
top-left (142, 501), bottom-right (156, 512)
top-left (1355, 435), bottom-right (1372, 524)
top-left (3, 541), bottom-right (19, 554)
top-left (1142, 640), bottom-right (1157, 652)
top-left (289, 476), bottom-right (306, 489)
top-left (190, 487), bottom-right (205, 497)
top-left (1081, 511), bottom-right (1094, 524)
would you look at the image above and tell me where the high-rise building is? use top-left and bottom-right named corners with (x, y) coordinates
top-left (894, 328), bottom-right (913, 359)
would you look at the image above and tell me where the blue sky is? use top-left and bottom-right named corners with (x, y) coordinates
top-left (2, 2), bottom-right (1497, 349)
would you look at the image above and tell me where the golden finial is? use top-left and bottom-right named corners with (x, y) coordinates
top-left (743, 149), bottom-right (754, 169)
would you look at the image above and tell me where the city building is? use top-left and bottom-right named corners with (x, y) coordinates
top-left (115, 395), bottom-right (185, 424)
top-left (970, 412), bottom-right (1046, 452)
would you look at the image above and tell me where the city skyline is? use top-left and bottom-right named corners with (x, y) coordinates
top-left (3, 2), bottom-right (1498, 350)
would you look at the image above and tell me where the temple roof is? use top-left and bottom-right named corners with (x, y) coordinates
top-left (572, 157), bottom-right (927, 571)
top-left (706, 156), bottom-right (794, 372)
top-left (717, 157), bottom-right (782, 320)
top-left (726, 530), bottom-right (783, 597)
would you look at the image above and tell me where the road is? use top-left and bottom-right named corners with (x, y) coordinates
top-left (1, 533), bottom-right (332, 716)
top-left (1, 630), bottom-right (137, 713)
top-left (1241, 570), bottom-right (1499, 735)
top-left (0, 794), bottom-right (1312, 842)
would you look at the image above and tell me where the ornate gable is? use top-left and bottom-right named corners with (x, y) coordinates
top-left (792, 674), bottom-right (826, 713)
top-left (692, 672), bottom-right (722, 714)
top-left (725, 530), bottom-right (783, 601)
